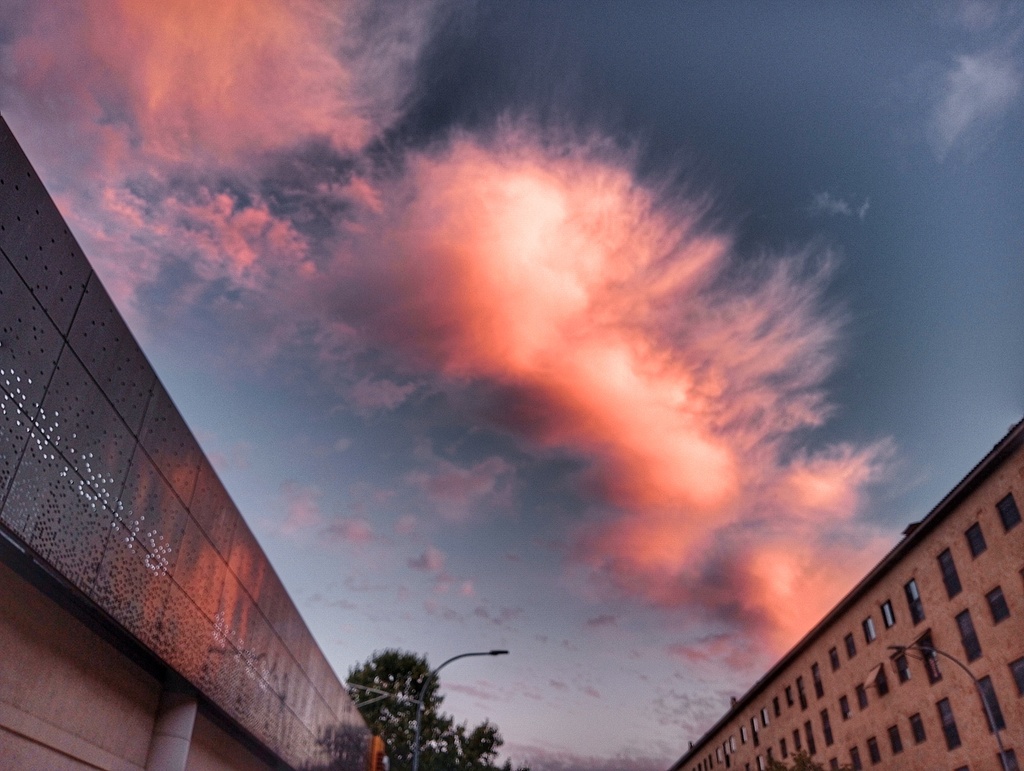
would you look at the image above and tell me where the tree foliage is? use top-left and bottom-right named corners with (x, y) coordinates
top-left (767, 752), bottom-right (853, 771)
top-left (347, 649), bottom-right (529, 771)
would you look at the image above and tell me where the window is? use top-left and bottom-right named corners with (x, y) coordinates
top-left (730, 736), bottom-right (737, 752)
top-left (895, 653), bottom-right (911, 682)
top-left (904, 579), bottom-right (925, 624)
top-left (966, 521), bottom-right (987, 556)
top-left (937, 548), bottom-right (962, 597)
top-left (956, 609), bottom-right (982, 661)
top-left (829, 760), bottom-right (839, 771)
top-left (812, 663), bottom-right (824, 698)
top-left (839, 694), bottom-right (850, 720)
top-left (829, 646), bottom-right (840, 671)
top-left (793, 728), bottom-right (802, 752)
top-left (718, 747), bottom-right (723, 762)
top-left (849, 746), bottom-right (862, 771)
top-left (773, 696), bottom-right (780, 717)
top-left (978, 675), bottom-right (1006, 732)
top-left (874, 666), bottom-right (889, 697)
top-left (999, 749), bottom-right (1020, 771)
top-left (766, 748), bottom-right (773, 762)
top-left (862, 616), bottom-right (876, 643)
top-left (997, 492), bottom-right (1021, 531)
top-left (887, 725), bottom-right (903, 754)
top-left (821, 708), bottom-right (833, 746)
top-left (751, 717), bottom-right (760, 747)
top-left (785, 685), bottom-right (794, 706)
top-left (756, 756), bottom-right (765, 771)
top-left (805, 721), bottom-right (816, 756)
top-left (919, 632), bottom-right (942, 683)
top-left (741, 725), bottom-right (748, 744)
top-left (881, 600), bottom-right (895, 628)
top-left (1012, 656), bottom-right (1024, 695)
top-left (761, 707), bottom-right (770, 726)
top-left (937, 698), bottom-right (961, 750)
top-left (866, 737), bottom-right (880, 765)
top-left (909, 712), bottom-right (926, 744)
top-left (856, 683), bottom-right (868, 710)
top-left (987, 586), bottom-right (1010, 623)
top-left (864, 733), bottom-right (880, 765)
top-left (797, 676), bottom-right (808, 709)
top-left (844, 632), bottom-right (857, 658)
top-left (780, 737), bottom-right (788, 759)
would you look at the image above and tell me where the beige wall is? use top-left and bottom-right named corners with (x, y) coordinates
top-left (0, 557), bottom-right (278, 771)
top-left (186, 713), bottom-right (269, 771)
top-left (681, 437), bottom-right (1024, 771)
top-left (0, 559), bottom-right (157, 770)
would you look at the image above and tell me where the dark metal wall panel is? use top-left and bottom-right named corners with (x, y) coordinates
top-left (0, 133), bottom-right (90, 334)
top-left (0, 252), bottom-right (63, 415)
top-left (40, 347), bottom-right (137, 501)
top-left (2, 431), bottom-right (113, 589)
top-left (0, 116), bottom-right (368, 769)
top-left (172, 516), bottom-right (228, 622)
top-left (189, 458), bottom-right (238, 560)
top-left (0, 380), bottom-right (29, 503)
top-left (67, 272), bottom-right (156, 434)
top-left (138, 381), bottom-right (201, 507)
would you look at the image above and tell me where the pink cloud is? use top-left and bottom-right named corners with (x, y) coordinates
top-left (408, 545), bottom-right (446, 573)
top-left (332, 127), bottom-right (895, 651)
top-left (1, 0), bottom-right (897, 655)
top-left (324, 517), bottom-right (375, 545)
top-left (279, 481), bottom-right (322, 535)
top-left (348, 377), bottom-right (416, 414)
top-left (406, 453), bottom-right (514, 522)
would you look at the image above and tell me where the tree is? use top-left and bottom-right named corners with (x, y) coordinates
top-left (767, 752), bottom-right (853, 771)
top-left (346, 649), bottom-right (529, 771)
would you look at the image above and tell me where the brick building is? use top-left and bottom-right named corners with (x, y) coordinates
top-left (670, 419), bottom-right (1024, 771)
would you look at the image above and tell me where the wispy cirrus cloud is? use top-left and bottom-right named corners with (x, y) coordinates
top-left (326, 126), bottom-right (893, 651)
top-left (808, 191), bottom-right (870, 220)
top-left (1, 0), bottom-right (893, 657)
top-left (928, 49), bottom-right (1022, 159)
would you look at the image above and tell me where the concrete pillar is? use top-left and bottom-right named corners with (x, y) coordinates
top-left (145, 680), bottom-right (197, 771)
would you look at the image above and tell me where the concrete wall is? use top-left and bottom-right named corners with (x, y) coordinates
top-left (0, 558), bottom-right (157, 770)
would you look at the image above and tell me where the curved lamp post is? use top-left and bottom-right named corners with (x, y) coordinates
top-left (888, 643), bottom-right (1010, 770)
top-left (411, 649), bottom-right (509, 771)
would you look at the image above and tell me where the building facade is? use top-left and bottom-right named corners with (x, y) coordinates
top-left (0, 118), bottom-right (373, 769)
top-left (670, 420), bottom-right (1024, 771)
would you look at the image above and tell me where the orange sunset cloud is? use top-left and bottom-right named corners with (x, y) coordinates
top-left (341, 128), bottom-right (894, 649)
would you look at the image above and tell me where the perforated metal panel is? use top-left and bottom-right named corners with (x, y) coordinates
top-left (40, 347), bottom-right (137, 497)
top-left (138, 381), bottom-right (201, 506)
top-left (3, 430), bottom-right (113, 589)
top-left (156, 580), bottom-right (217, 684)
top-left (171, 516), bottom-right (227, 621)
top-left (189, 457), bottom-right (238, 559)
top-left (0, 117), bottom-right (370, 769)
top-left (0, 125), bottom-right (90, 334)
top-left (0, 252), bottom-right (63, 414)
top-left (68, 272), bottom-right (156, 434)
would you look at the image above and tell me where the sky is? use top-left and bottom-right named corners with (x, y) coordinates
top-left (1, 1), bottom-right (1023, 768)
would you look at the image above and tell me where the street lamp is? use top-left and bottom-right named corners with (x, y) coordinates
top-left (411, 649), bottom-right (509, 771)
top-left (888, 643), bottom-right (1010, 771)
